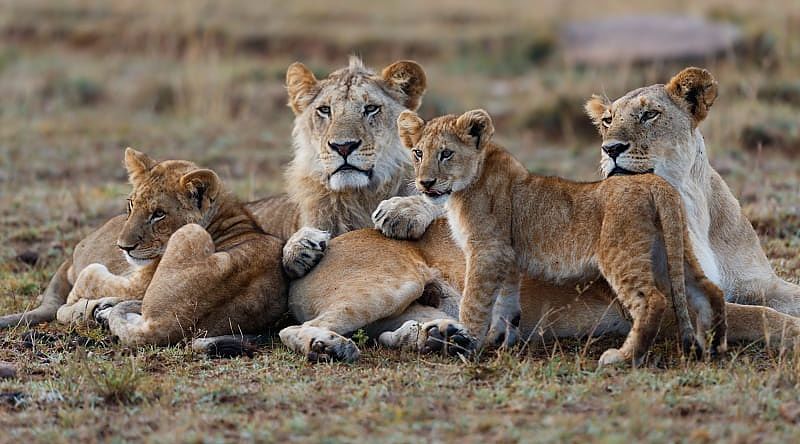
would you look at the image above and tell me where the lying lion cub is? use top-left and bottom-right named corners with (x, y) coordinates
top-left (54, 148), bottom-right (287, 347)
top-left (398, 109), bottom-right (727, 366)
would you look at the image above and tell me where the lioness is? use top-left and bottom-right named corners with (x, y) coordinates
top-left (582, 67), bottom-right (800, 317)
top-left (41, 148), bottom-right (286, 346)
top-left (399, 108), bottom-right (727, 365)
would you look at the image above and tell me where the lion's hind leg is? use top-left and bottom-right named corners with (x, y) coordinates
top-left (281, 267), bottom-right (441, 362)
top-left (107, 224), bottom-right (236, 347)
top-left (597, 248), bottom-right (668, 367)
top-left (685, 265), bottom-right (728, 356)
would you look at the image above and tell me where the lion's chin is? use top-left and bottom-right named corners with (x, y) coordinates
top-left (328, 170), bottom-right (372, 191)
top-left (606, 166), bottom-right (655, 178)
top-left (422, 191), bottom-right (451, 205)
top-left (124, 252), bottom-right (156, 268)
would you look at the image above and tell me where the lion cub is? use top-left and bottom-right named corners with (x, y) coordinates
top-left (397, 109), bottom-right (727, 366)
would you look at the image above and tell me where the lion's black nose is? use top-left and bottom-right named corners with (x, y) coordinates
top-left (419, 178), bottom-right (437, 190)
top-left (601, 141), bottom-right (630, 160)
top-left (117, 243), bottom-right (138, 253)
top-left (328, 140), bottom-right (362, 159)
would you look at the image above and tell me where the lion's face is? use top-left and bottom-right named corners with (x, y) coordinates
top-left (286, 57), bottom-right (426, 192)
top-left (398, 109), bottom-right (495, 205)
top-left (117, 148), bottom-right (221, 267)
top-left (585, 67), bottom-right (718, 179)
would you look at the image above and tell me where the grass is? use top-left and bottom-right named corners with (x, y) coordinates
top-left (1, 0), bottom-right (800, 442)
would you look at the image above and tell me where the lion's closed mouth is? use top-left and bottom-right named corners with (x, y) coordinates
top-left (334, 164), bottom-right (373, 178)
top-left (608, 166), bottom-right (654, 177)
top-left (423, 189), bottom-right (451, 197)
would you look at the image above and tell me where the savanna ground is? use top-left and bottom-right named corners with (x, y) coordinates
top-left (1, 0), bottom-right (800, 442)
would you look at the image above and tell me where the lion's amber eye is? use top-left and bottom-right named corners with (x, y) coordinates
top-left (364, 104), bottom-right (381, 116)
top-left (316, 106), bottom-right (331, 117)
top-left (412, 149), bottom-right (423, 160)
top-left (440, 149), bottom-right (454, 161)
top-left (150, 209), bottom-right (166, 223)
top-left (640, 110), bottom-right (660, 123)
top-left (601, 116), bottom-right (612, 128)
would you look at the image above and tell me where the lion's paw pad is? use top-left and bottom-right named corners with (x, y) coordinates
top-left (419, 320), bottom-right (477, 356)
top-left (283, 227), bottom-right (331, 279)
top-left (307, 334), bottom-right (360, 363)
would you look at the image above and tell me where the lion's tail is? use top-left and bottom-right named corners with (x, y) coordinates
top-left (0, 259), bottom-right (72, 329)
top-left (191, 335), bottom-right (263, 358)
top-left (652, 185), bottom-right (697, 355)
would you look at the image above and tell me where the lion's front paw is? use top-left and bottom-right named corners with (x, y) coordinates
top-left (282, 227), bottom-right (331, 279)
top-left (92, 297), bottom-right (125, 328)
top-left (279, 325), bottom-right (360, 363)
top-left (67, 263), bottom-right (113, 304)
top-left (598, 348), bottom-right (626, 367)
top-left (485, 312), bottom-right (521, 349)
top-left (372, 196), bottom-right (436, 240)
top-left (418, 319), bottom-right (477, 356)
top-left (308, 334), bottom-right (360, 363)
top-left (597, 348), bottom-right (643, 367)
top-left (56, 296), bottom-right (123, 326)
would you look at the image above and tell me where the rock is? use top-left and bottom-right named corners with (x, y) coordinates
top-left (561, 15), bottom-right (741, 66)
top-left (0, 362), bottom-right (17, 379)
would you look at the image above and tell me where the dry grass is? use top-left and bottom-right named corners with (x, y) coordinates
top-left (1, 0), bottom-right (800, 442)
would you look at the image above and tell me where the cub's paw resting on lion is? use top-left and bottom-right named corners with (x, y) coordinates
top-left (372, 195), bottom-right (444, 240)
top-left (282, 227), bottom-right (331, 279)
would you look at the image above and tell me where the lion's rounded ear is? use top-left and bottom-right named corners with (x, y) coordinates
top-left (381, 60), bottom-right (427, 111)
top-left (180, 169), bottom-right (221, 209)
top-left (455, 109), bottom-right (494, 149)
top-left (397, 110), bottom-right (425, 148)
top-left (665, 67), bottom-right (718, 125)
top-left (124, 147), bottom-right (156, 186)
top-left (584, 94), bottom-right (610, 130)
top-left (286, 62), bottom-right (319, 115)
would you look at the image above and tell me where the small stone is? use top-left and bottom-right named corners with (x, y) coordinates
top-left (16, 250), bottom-right (39, 266)
top-left (0, 362), bottom-right (17, 379)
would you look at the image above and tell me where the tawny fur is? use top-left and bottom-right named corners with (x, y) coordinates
top-left (50, 148), bottom-right (287, 346)
top-left (398, 108), bottom-right (727, 365)
top-left (253, 56), bottom-right (437, 242)
top-left (584, 67), bottom-right (800, 316)
top-left (274, 66), bottom-right (800, 361)
top-left (246, 58), bottom-right (462, 361)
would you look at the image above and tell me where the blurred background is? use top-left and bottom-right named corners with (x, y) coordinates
top-left (1, 0), bottom-right (799, 290)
